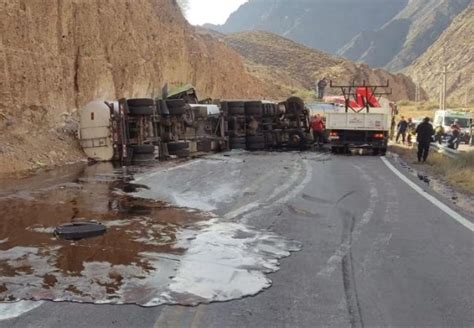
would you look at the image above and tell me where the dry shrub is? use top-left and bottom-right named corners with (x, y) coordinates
top-left (389, 145), bottom-right (474, 195)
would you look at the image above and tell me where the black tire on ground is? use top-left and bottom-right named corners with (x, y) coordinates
top-left (55, 222), bottom-right (106, 241)
top-left (247, 142), bottom-right (265, 150)
top-left (372, 148), bottom-right (380, 156)
top-left (288, 130), bottom-right (305, 148)
top-left (246, 135), bottom-right (265, 144)
top-left (245, 101), bottom-right (262, 107)
top-left (166, 99), bottom-right (186, 109)
top-left (173, 149), bottom-right (190, 158)
top-left (331, 147), bottom-right (338, 154)
top-left (131, 144), bottom-right (155, 154)
top-left (286, 97), bottom-right (305, 114)
top-left (230, 137), bottom-right (246, 144)
top-left (380, 148), bottom-right (387, 156)
top-left (229, 143), bottom-right (246, 150)
top-left (228, 102), bottom-right (245, 116)
top-left (167, 141), bottom-right (189, 152)
top-left (168, 106), bottom-right (186, 116)
top-left (245, 105), bottom-right (263, 117)
top-left (133, 153), bottom-right (156, 162)
top-left (128, 106), bottom-right (154, 116)
top-left (265, 105), bottom-right (275, 117)
top-left (127, 98), bottom-right (154, 107)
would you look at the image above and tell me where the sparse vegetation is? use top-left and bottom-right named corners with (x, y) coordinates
top-left (397, 101), bottom-right (474, 121)
top-left (390, 144), bottom-right (474, 195)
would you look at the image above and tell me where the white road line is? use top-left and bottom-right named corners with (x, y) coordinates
top-left (381, 157), bottom-right (474, 232)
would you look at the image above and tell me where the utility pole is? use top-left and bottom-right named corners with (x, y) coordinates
top-left (465, 73), bottom-right (473, 107)
top-left (440, 64), bottom-right (448, 110)
top-left (439, 47), bottom-right (450, 110)
top-left (415, 81), bottom-right (421, 103)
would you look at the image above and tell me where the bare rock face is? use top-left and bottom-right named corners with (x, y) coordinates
top-left (0, 0), bottom-right (272, 175)
top-left (224, 31), bottom-right (423, 101)
top-left (405, 5), bottom-right (474, 103)
top-left (0, 0), bottom-right (271, 121)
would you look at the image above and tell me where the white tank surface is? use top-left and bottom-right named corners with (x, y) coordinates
top-left (79, 101), bottom-right (114, 161)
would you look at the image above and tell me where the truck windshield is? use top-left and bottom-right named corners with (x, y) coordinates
top-left (444, 117), bottom-right (469, 128)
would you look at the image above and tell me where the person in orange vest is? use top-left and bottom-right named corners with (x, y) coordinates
top-left (311, 114), bottom-right (326, 148)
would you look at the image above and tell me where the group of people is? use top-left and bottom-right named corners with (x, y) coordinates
top-left (394, 116), bottom-right (462, 163)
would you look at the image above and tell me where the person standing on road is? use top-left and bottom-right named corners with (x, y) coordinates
top-left (416, 117), bottom-right (434, 163)
top-left (311, 114), bottom-right (325, 148)
top-left (396, 116), bottom-right (408, 144)
top-left (317, 78), bottom-right (328, 99)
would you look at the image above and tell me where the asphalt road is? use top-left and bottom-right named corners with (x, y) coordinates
top-left (1, 151), bottom-right (473, 327)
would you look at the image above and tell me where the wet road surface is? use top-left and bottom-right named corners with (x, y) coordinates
top-left (0, 151), bottom-right (473, 327)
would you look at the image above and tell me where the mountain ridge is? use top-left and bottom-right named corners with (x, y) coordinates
top-left (223, 30), bottom-right (422, 101)
top-left (208, 0), bottom-right (471, 71)
top-left (405, 4), bottom-right (474, 102)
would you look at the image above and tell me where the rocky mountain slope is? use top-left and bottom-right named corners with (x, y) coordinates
top-left (208, 0), bottom-right (408, 54)
top-left (0, 0), bottom-right (274, 175)
top-left (209, 0), bottom-right (471, 71)
top-left (340, 0), bottom-right (472, 71)
top-left (405, 4), bottom-right (474, 102)
top-left (224, 31), bottom-right (421, 101)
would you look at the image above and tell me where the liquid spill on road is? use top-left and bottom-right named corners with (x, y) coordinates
top-left (0, 162), bottom-right (300, 308)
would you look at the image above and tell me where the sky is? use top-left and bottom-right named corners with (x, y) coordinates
top-left (184, 0), bottom-right (249, 26)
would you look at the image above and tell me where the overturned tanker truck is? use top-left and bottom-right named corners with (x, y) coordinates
top-left (79, 86), bottom-right (312, 164)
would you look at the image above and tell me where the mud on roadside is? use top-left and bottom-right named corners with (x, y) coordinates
top-left (388, 145), bottom-right (474, 215)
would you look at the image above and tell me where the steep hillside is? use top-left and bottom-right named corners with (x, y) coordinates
top-left (340, 0), bottom-right (471, 70)
top-left (210, 0), bottom-right (408, 54)
top-left (405, 5), bottom-right (474, 102)
top-left (0, 0), bottom-right (275, 175)
top-left (224, 31), bottom-right (422, 101)
top-left (209, 0), bottom-right (471, 71)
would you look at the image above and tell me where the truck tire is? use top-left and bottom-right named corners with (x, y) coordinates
top-left (127, 98), bottom-right (154, 107)
top-left (230, 136), bottom-right (246, 149)
top-left (229, 142), bottom-right (246, 149)
top-left (245, 101), bottom-right (262, 107)
top-left (168, 106), bottom-right (186, 116)
top-left (288, 130), bottom-right (305, 149)
top-left (230, 137), bottom-right (246, 144)
top-left (166, 99), bottom-right (186, 109)
top-left (173, 149), bottom-right (190, 158)
top-left (128, 106), bottom-right (154, 116)
top-left (55, 222), bottom-right (106, 241)
top-left (133, 153), bottom-right (156, 162)
top-left (228, 102), bottom-right (245, 116)
top-left (131, 144), bottom-right (155, 154)
top-left (286, 97), bottom-right (305, 114)
top-left (264, 104), bottom-right (275, 117)
top-left (167, 141), bottom-right (189, 152)
top-left (246, 135), bottom-right (264, 144)
top-left (247, 142), bottom-right (265, 150)
top-left (245, 103), bottom-right (263, 117)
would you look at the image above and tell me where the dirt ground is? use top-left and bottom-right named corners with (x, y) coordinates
top-left (0, 119), bottom-right (85, 178)
top-left (389, 143), bottom-right (474, 195)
